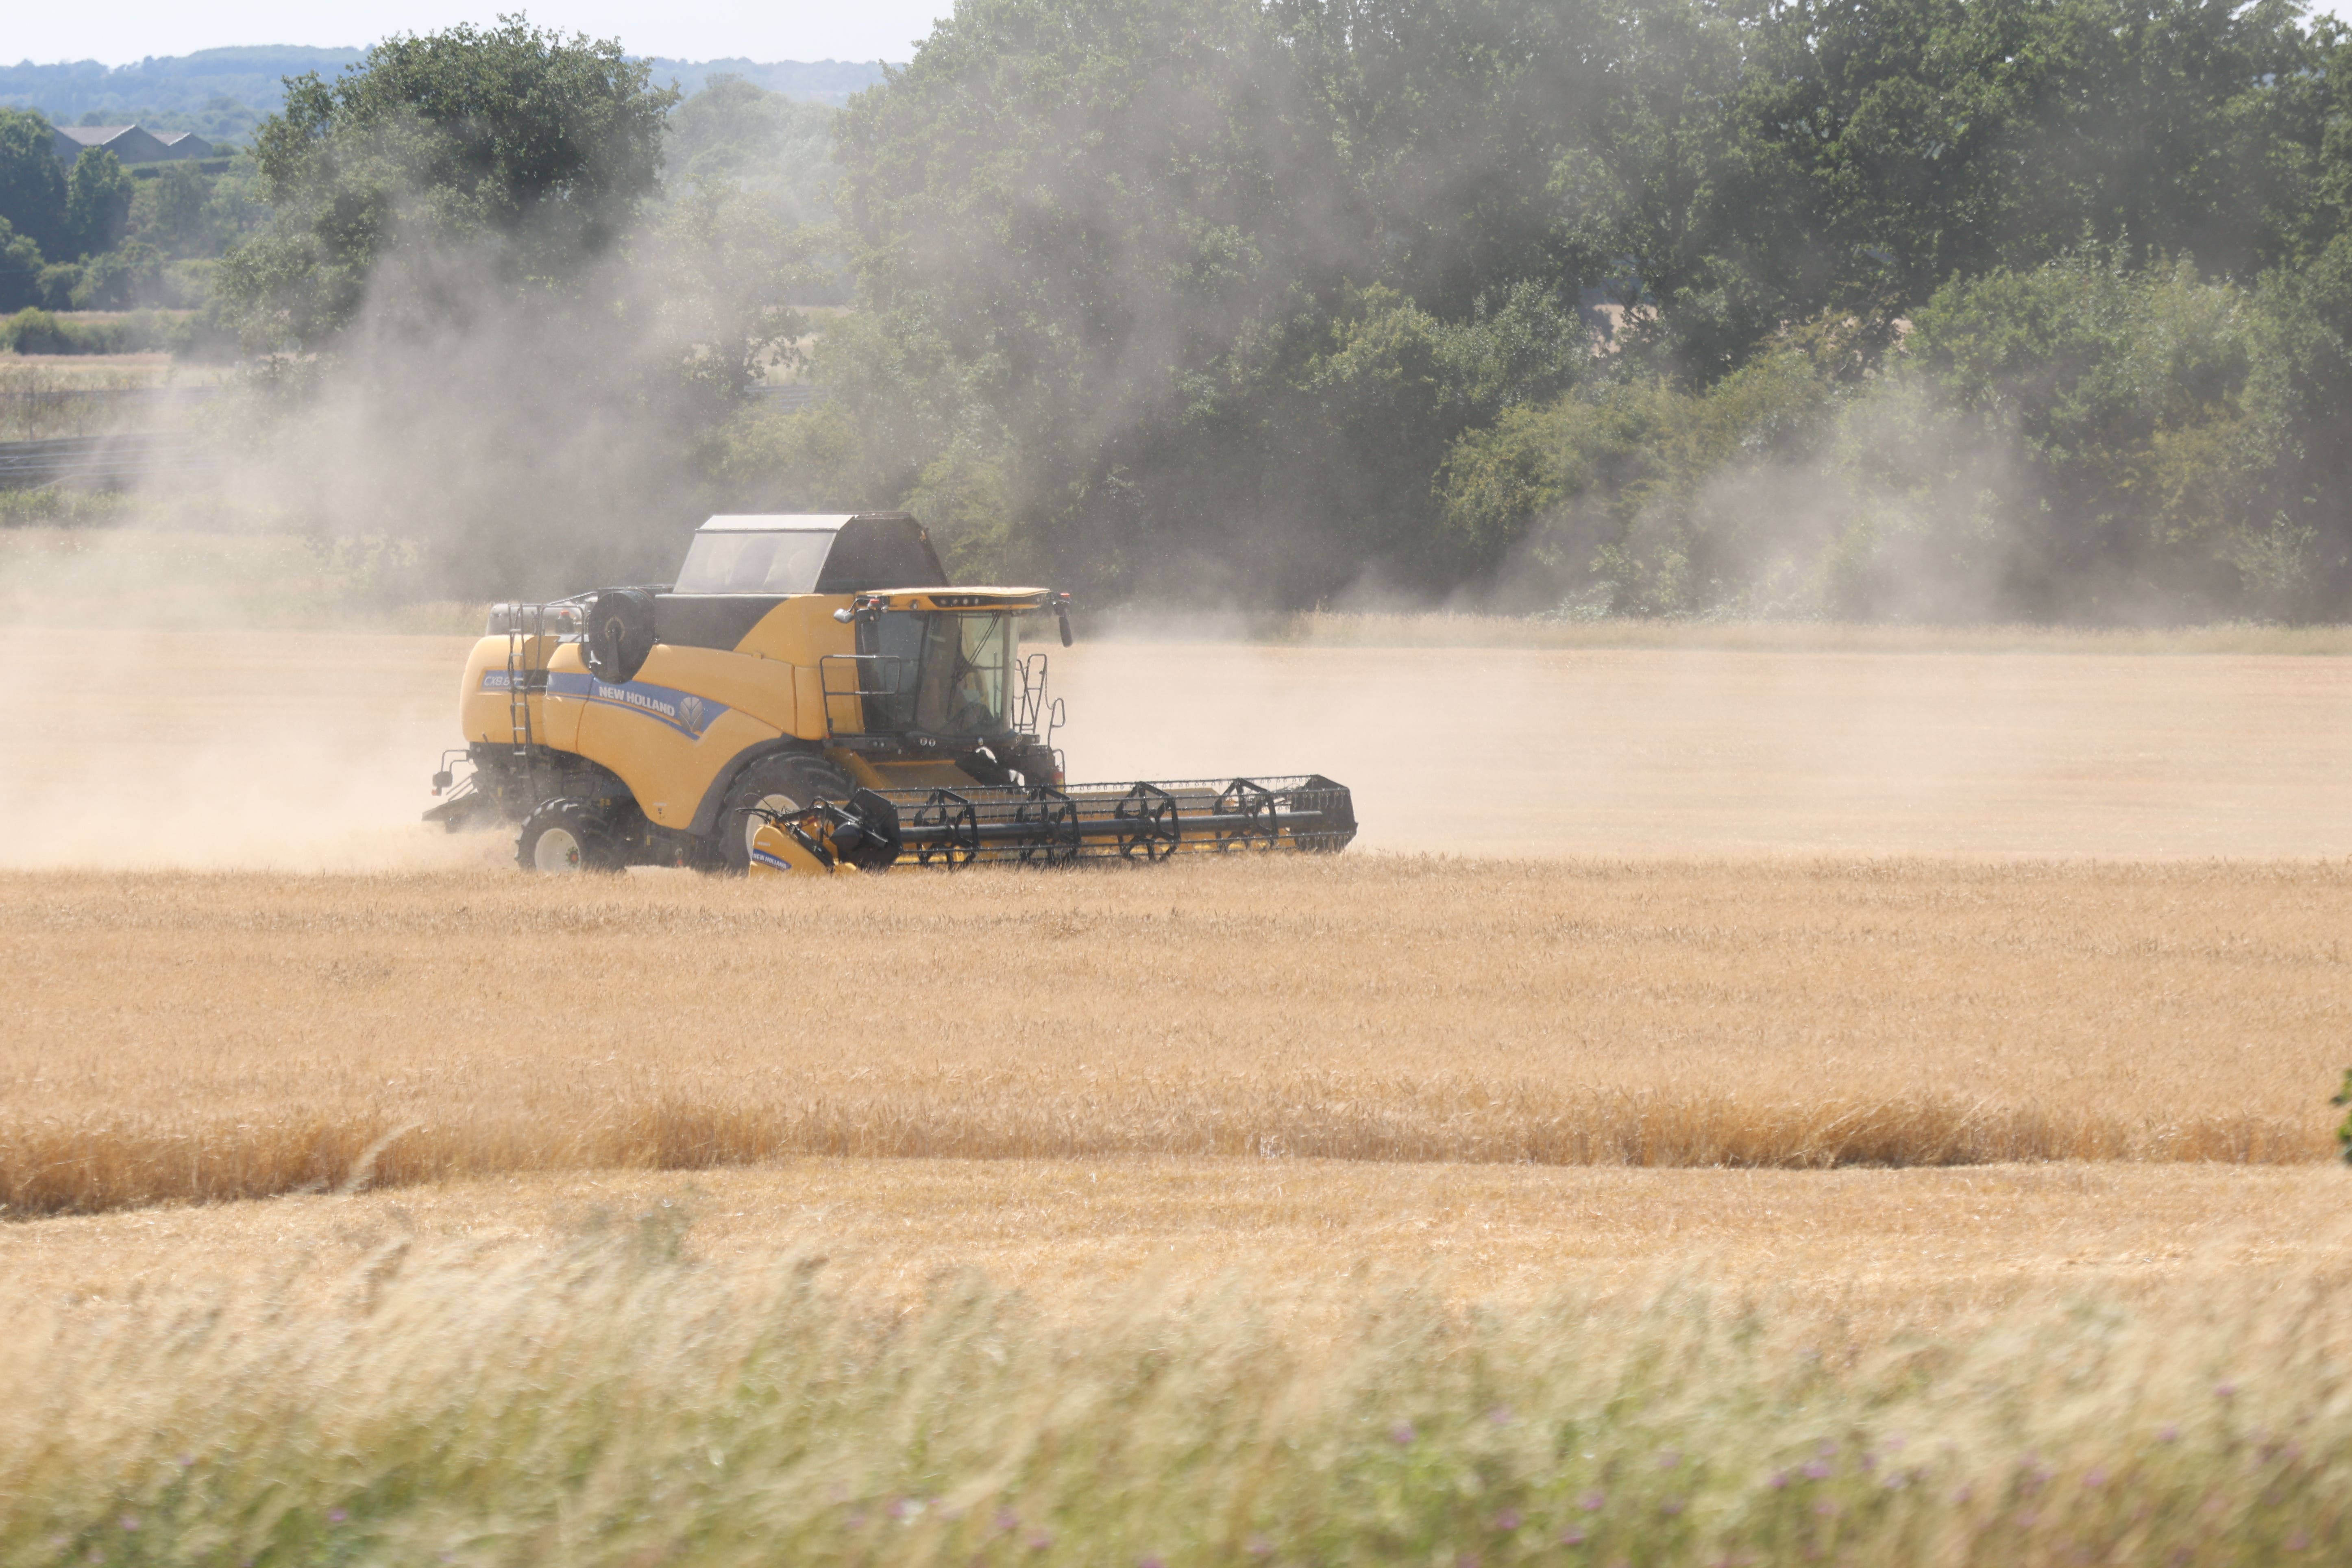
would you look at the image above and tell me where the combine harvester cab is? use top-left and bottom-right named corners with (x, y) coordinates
top-left (427, 512), bottom-right (1357, 873)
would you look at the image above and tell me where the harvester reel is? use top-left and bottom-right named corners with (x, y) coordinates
top-left (1113, 782), bottom-right (1182, 861)
top-left (910, 788), bottom-right (980, 868)
top-left (1013, 785), bottom-right (1082, 866)
top-left (1212, 779), bottom-right (1281, 852)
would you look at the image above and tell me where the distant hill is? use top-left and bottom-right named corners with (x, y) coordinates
top-left (0, 47), bottom-right (363, 142)
top-left (0, 49), bottom-right (892, 147)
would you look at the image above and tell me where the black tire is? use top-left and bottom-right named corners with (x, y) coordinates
top-left (516, 797), bottom-right (625, 874)
top-left (715, 753), bottom-right (854, 873)
top-left (585, 588), bottom-right (658, 684)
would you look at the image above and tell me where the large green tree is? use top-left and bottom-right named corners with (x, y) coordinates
top-left (62, 148), bottom-right (133, 259)
top-left (0, 109), bottom-right (66, 261)
top-left (220, 15), bottom-right (675, 347)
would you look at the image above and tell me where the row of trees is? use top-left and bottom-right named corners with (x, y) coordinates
top-left (211, 2), bottom-right (2352, 619)
top-left (739, 0), bottom-right (2352, 620)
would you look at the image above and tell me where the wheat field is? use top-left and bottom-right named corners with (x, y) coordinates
top-left (5, 854), bottom-right (2346, 1215)
top-left (8, 627), bottom-right (2352, 1564)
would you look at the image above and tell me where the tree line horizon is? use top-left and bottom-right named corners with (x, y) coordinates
top-left (155, 2), bottom-right (2352, 621)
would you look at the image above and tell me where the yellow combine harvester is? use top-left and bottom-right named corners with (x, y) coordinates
top-left (426, 512), bottom-right (1356, 873)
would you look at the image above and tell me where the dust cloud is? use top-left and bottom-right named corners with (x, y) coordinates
top-left (0, 629), bottom-right (504, 872)
top-left (1050, 641), bottom-right (2352, 860)
top-left (5, 626), bottom-right (2350, 871)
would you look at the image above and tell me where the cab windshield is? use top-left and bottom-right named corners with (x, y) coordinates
top-left (860, 611), bottom-right (1014, 736)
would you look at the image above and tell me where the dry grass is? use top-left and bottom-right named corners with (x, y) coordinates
top-left (6, 856), bottom-right (2347, 1215)
top-left (8, 1201), bottom-right (2352, 1568)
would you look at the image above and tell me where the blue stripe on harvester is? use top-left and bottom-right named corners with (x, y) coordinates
top-left (480, 669), bottom-right (728, 739)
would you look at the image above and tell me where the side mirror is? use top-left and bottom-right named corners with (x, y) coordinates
top-left (832, 608), bottom-right (854, 623)
top-left (1054, 592), bottom-right (1074, 648)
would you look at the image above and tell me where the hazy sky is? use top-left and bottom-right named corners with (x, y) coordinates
top-left (13, 0), bottom-right (2352, 69)
top-left (10, 2), bottom-right (955, 66)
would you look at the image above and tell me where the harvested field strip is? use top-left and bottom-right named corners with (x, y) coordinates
top-left (6, 856), bottom-right (2345, 1215)
top-left (12, 1162), bottom-right (2344, 1319)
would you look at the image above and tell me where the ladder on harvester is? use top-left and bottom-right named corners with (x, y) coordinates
top-left (504, 603), bottom-right (550, 806)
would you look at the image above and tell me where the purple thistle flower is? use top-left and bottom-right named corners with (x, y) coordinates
top-left (1814, 1501), bottom-right (1837, 1518)
top-left (2215, 1381), bottom-right (2238, 1400)
top-left (845, 1511), bottom-right (868, 1531)
top-left (2159, 1425), bottom-right (2181, 1443)
top-left (1488, 1405), bottom-right (1514, 1426)
top-left (1246, 1535), bottom-right (1274, 1558)
top-left (1391, 1422), bottom-right (1417, 1446)
top-left (119, 1516), bottom-right (139, 1533)
top-left (328, 1510), bottom-right (347, 1525)
top-left (1581, 1490), bottom-right (1607, 1512)
top-left (1661, 1498), bottom-right (1685, 1517)
top-left (2288, 1531), bottom-right (2311, 1551)
top-left (2082, 1469), bottom-right (2106, 1489)
top-left (887, 1498), bottom-right (914, 1521)
top-left (1817, 1439), bottom-right (1837, 1456)
top-left (1561, 1527), bottom-right (1586, 1546)
top-left (1027, 1531), bottom-right (1054, 1551)
top-left (1492, 1509), bottom-right (1522, 1532)
top-left (1140, 1556), bottom-right (1166, 1568)
top-left (1952, 1487), bottom-right (1973, 1505)
top-left (1455, 1554), bottom-right (1481, 1568)
top-left (1802, 1460), bottom-right (1832, 1480)
top-left (1768, 1470), bottom-right (1788, 1490)
top-left (995, 1509), bottom-right (1020, 1534)
top-left (1658, 1451), bottom-right (1682, 1470)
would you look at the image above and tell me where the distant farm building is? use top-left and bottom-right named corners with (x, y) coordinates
top-left (51, 125), bottom-right (213, 165)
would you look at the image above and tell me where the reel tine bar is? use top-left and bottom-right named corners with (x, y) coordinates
top-left (910, 788), bottom-right (980, 868)
top-left (1014, 784), bottom-right (1082, 866)
top-left (1212, 778), bottom-right (1280, 852)
top-left (1113, 782), bottom-right (1181, 862)
top-left (816, 774), bottom-right (1355, 870)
